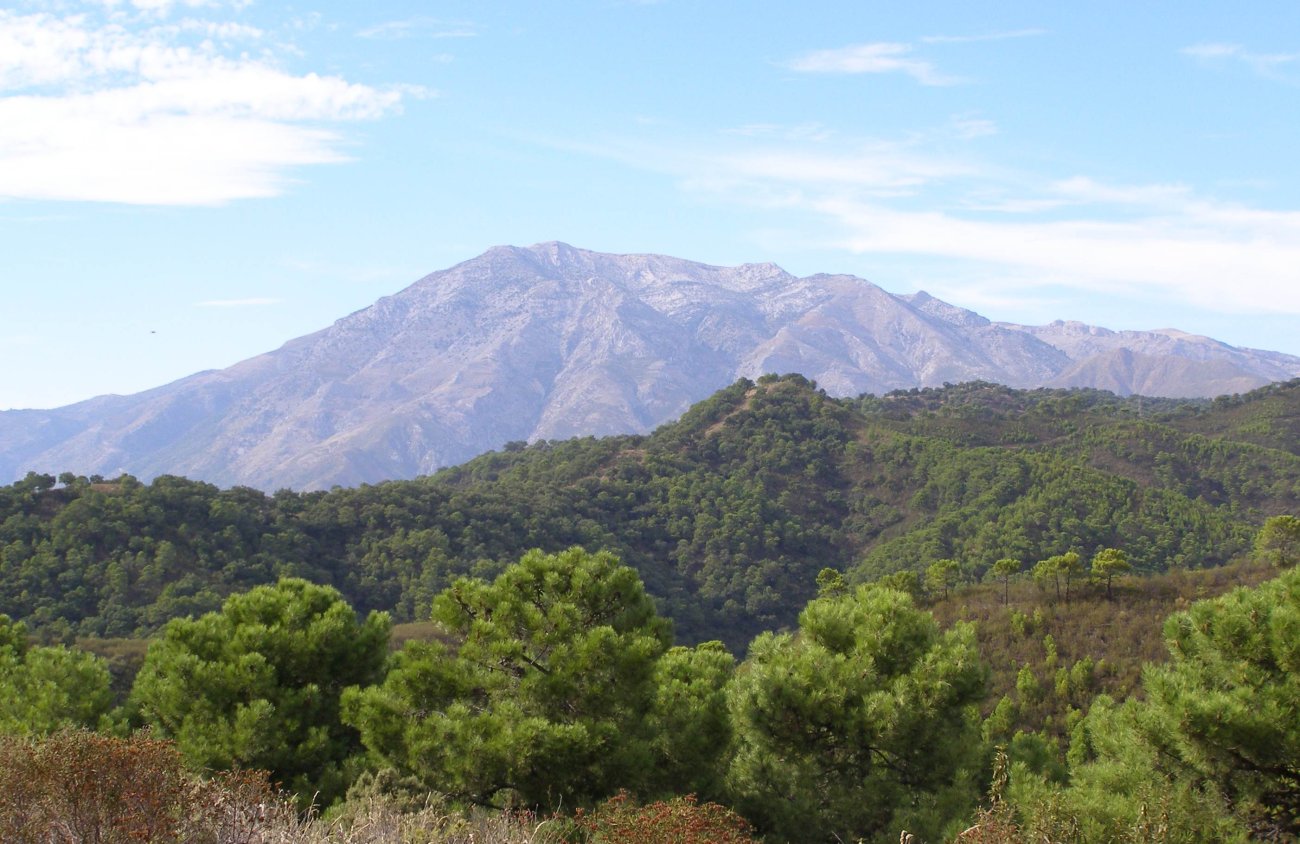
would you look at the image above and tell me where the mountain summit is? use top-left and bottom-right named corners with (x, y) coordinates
top-left (3, 242), bottom-right (1297, 489)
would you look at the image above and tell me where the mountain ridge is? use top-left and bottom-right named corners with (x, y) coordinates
top-left (3, 241), bottom-right (1298, 490)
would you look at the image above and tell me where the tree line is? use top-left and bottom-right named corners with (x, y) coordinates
top-left (1, 376), bottom-right (1296, 651)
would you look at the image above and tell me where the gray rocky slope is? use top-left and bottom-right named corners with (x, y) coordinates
top-left (3, 242), bottom-right (1298, 490)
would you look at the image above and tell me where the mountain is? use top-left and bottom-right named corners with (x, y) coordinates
top-left (3, 242), bottom-right (1298, 490)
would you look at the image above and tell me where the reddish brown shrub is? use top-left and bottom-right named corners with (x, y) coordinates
top-left (0, 730), bottom-right (291, 844)
top-left (0, 730), bottom-right (190, 842)
top-left (571, 792), bottom-right (758, 844)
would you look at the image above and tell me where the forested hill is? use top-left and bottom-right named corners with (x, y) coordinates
top-left (1, 376), bottom-right (1296, 648)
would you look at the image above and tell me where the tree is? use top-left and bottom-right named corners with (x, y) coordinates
top-left (877, 569), bottom-right (922, 599)
top-left (344, 547), bottom-right (673, 809)
top-left (925, 558), bottom-right (961, 600)
top-left (815, 567), bottom-right (846, 597)
top-left (1255, 515), bottom-right (1300, 568)
top-left (131, 578), bottom-right (390, 806)
top-left (644, 640), bottom-right (735, 801)
top-left (1057, 551), bottom-right (1084, 603)
top-left (1007, 696), bottom-right (1248, 842)
top-left (726, 584), bottom-right (986, 842)
top-left (1032, 556), bottom-right (1061, 601)
top-left (1090, 547), bottom-right (1131, 601)
top-left (0, 615), bottom-right (114, 736)
top-left (1142, 565), bottom-right (1300, 837)
top-left (988, 557), bottom-right (1020, 606)
top-left (1032, 552), bottom-right (1082, 603)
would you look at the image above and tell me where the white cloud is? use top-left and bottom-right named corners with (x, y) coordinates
top-left (197, 297), bottom-right (282, 307)
top-left (0, 7), bottom-right (413, 205)
top-left (784, 42), bottom-right (961, 86)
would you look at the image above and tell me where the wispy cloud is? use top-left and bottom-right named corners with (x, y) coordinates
top-left (357, 18), bottom-right (477, 40)
top-left (0, 5), bottom-right (419, 205)
top-left (564, 127), bottom-right (1300, 317)
top-left (1181, 43), bottom-right (1241, 60)
top-left (818, 187), bottom-right (1300, 314)
top-left (951, 115), bottom-right (997, 139)
top-left (783, 42), bottom-right (961, 86)
top-left (87, 0), bottom-right (254, 15)
top-left (1182, 42), bottom-right (1300, 84)
top-left (920, 28), bottom-right (1046, 44)
top-left (724, 145), bottom-right (975, 195)
top-left (196, 297), bottom-right (282, 307)
top-left (723, 122), bottom-right (834, 142)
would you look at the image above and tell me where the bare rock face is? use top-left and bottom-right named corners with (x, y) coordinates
top-left (3, 242), bottom-right (1298, 489)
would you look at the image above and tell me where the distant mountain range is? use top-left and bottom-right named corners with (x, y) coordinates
top-left (3, 242), bottom-right (1298, 490)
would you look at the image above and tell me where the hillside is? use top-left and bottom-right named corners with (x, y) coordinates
top-left (3, 243), bottom-right (1298, 491)
top-left (1, 377), bottom-right (1295, 649)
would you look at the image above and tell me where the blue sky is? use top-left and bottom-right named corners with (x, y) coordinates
top-left (3, 0), bottom-right (1299, 410)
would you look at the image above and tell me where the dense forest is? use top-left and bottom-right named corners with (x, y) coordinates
top-left (1, 376), bottom-right (1296, 649)
top-left (1, 377), bottom-right (1299, 841)
top-left (4, 538), bottom-right (1299, 842)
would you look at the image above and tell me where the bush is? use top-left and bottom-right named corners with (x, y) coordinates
top-left (0, 730), bottom-right (296, 843)
top-left (571, 792), bottom-right (758, 844)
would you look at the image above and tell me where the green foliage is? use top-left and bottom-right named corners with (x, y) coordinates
top-left (725, 584), bottom-right (986, 843)
top-left (815, 566), bottom-right (846, 597)
top-left (1055, 552), bottom-right (1084, 602)
top-left (0, 613), bottom-right (26, 655)
top-left (877, 569), bottom-right (922, 599)
top-left (344, 547), bottom-right (672, 809)
top-left (1255, 514), bottom-right (1300, 568)
top-left (1031, 556), bottom-right (1062, 601)
top-left (645, 641), bottom-right (735, 801)
top-left (928, 557), bottom-right (1283, 753)
top-left (0, 614), bottom-right (114, 735)
top-left (925, 558), bottom-right (961, 600)
top-left (1005, 697), bottom-right (1248, 843)
top-left (131, 578), bottom-right (390, 806)
top-left (988, 557), bottom-right (1020, 605)
top-left (4, 378), bottom-right (1297, 650)
top-left (1142, 565), bottom-right (1300, 837)
top-left (1029, 552), bottom-right (1084, 603)
top-left (1090, 547), bottom-right (1131, 600)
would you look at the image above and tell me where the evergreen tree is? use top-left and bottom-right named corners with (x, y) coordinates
top-left (1090, 547), bottom-right (1131, 600)
top-left (131, 578), bottom-right (389, 806)
top-left (1255, 514), bottom-right (1300, 568)
top-left (1143, 566), bottom-right (1300, 837)
top-left (726, 584), bottom-right (986, 842)
top-left (0, 614), bottom-right (114, 735)
top-left (344, 547), bottom-right (672, 808)
top-left (989, 557), bottom-right (1020, 605)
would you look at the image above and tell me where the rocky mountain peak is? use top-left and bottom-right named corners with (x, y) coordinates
top-left (3, 244), bottom-right (1298, 490)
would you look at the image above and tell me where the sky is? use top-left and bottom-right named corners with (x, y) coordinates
top-left (3, 0), bottom-right (1300, 410)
